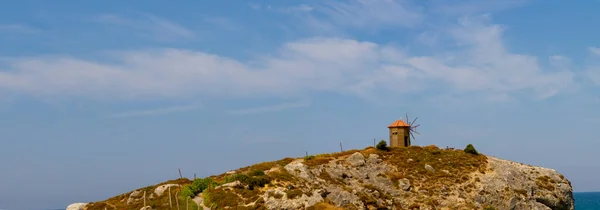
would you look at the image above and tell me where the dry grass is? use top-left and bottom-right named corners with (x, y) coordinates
top-left (536, 175), bottom-right (556, 191)
top-left (84, 178), bottom-right (198, 210)
top-left (84, 145), bottom-right (488, 209)
top-left (307, 201), bottom-right (345, 210)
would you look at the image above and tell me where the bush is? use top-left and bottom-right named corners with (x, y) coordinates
top-left (249, 169), bottom-right (265, 176)
top-left (304, 155), bottom-right (315, 161)
top-left (223, 172), bottom-right (271, 190)
top-left (464, 144), bottom-right (479, 155)
top-left (181, 177), bottom-right (218, 198)
top-left (376, 140), bottom-right (389, 151)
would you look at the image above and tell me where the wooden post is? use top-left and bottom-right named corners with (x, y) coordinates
top-left (178, 168), bottom-right (183, 179)
top-left (176, 191), bottom-right (180, 210)
top-left (143, 191), bottom-right (146, 207)
top-left (305, 151), bottom-right (308, 158)
top-left (169, 186), bottom-right (173, 208)
top-left (186, 197), bottom-right (189, 210)
top-left (340, 142), bottom-right (343, 152)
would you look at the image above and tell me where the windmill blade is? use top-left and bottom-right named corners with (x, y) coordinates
top-left (405, 113), bottom-right (409, 124)
top-left (412, 124), bottom-right (420, 129)
top-left (410, 132), bottom-right (416, 140)
top-left (411, 130), bottom-right (420, 135)
top-left (410, 117), bottom-right (418, 126)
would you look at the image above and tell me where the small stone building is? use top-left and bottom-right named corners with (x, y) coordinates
top-left (388, 119), bottom-right (411, 147)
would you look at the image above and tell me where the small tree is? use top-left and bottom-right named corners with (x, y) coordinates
top-left (464, 144), bottom-right (479, 155)
top-left (376, 140), bottom-right (389, 151)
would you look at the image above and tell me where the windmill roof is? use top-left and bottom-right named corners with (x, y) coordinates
top-left (388, 119), bottom-right (410, 128)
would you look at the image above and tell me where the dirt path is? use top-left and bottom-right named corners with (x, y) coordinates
top-left (192, 193), bottom-right (211, 210)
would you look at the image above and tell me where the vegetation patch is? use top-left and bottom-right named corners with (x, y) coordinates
top-left (285, 188), bottom-right (304, 199)
top-left (376, 140), bottom-right (389, 151)
top-left (84, 178), bottom-right (198, 210)
top-left (203, 188), bottom-right (241, 209)
top-left (536, 175), bottom-right (556, 191)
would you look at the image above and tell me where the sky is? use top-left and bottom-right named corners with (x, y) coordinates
top-left (1, 0), bottom-right (600, 209)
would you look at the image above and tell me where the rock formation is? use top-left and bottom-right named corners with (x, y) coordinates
top-left (68, 146), bottom-right (574, 210)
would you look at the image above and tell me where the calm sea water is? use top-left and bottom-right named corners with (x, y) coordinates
top-left (575, 192), bottom-right (600, 210)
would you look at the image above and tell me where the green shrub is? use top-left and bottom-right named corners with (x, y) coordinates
top-left (249, 169), bottom-right (265, 176)
top-left (181, 178), bottom-right (218, 198)
top-left (304, 155), bottom-right (315, 161)
top-left (223, 173), bottom-right (271, 190)
top-left (376, 140), bottom-right (389, 151)
top-left (180, 187), bottom-right (195, 198)
top-left (464, 144), bottom-right (479, 155)
top-left (484, 206), bottom-right (496, 210)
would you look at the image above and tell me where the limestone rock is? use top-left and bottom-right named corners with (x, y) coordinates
top-left (130, 190), bottom-right (142, 197)
top-left (346, 152), bottom-right (366, 167)
top-left (66, 203), bottom-right (87, 210)
top-left (399, 178), bottom-right (411, 191)
top-left (154, 184), bottom-right (179, 196)
top-left (221, 180), bottom-right (242, 188)
top-left (284, 159), bottom-right (313, 180)
top-left (425, 164), bottom-right (435, 172)
top-left (367, 154), bottom-right (381, 164)
top-left (81, 148), bottom-right (574, 210)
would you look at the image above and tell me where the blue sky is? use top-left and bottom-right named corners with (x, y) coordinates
top-left (1, 0), bottom-right (600, 209)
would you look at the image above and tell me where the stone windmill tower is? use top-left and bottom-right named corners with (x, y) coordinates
top-left (388, 113), bottom-right (420, 147)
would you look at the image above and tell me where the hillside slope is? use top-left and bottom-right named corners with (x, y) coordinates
top-left (67, 145), bottom-right (574, 210)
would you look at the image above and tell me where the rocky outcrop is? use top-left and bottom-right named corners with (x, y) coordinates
top-left (475, 156), bottom-right (574, 210)
top-left (76, 146), bottom-right (574, 210)
top-left (257, 151), bottom-right (573, 210)
top-left (66, 203), bottom-right (87, 210)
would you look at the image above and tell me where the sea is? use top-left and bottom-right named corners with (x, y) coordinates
top-left (575, 192), bottom-right (600, 210)
top-left (22, 192), bottom-right (600, 210)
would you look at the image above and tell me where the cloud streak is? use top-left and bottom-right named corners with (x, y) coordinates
top-left (107, 104), bottom-right (201, 118)
top-left (226, 101), bottom-right (310, 115)
top-left (0, 24), bottom-right (39, 34)
top-left (92, 14), bottom-right (195, 41)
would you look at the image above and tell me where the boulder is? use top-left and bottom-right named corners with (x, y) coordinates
top-left (154, 184), bottom-right (179, 196)
top-left (66, 203), bottom-right (87, 210)
top-left (346, 152), bottom-right (365, 167)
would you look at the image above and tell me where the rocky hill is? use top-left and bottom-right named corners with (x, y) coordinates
top-left (67, 145), bottom-right (574, 210)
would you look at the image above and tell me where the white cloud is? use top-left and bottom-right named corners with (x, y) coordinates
top-left (589, 47), bottom-right (600, 56)
top-left (280, 0), bottom-right (423, 34)
top-left (107, 104), bottom-right (201, 118)
top-left (0, 24), bottom-right (39, 34)
top-left (226, 101), bottom-right (310, 115)
top-left (427, 0), bottom-right (531, 16)
top-left (92, 14), bottom-right (195, 41)
top-left (0, 16), bottom-right (574, 102)
top-left (317, 0), bottom-right (423, 28)
top-left (203, 17), bottom-right (240, 31)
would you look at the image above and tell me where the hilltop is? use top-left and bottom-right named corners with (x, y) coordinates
top-left (67, 144), bottom-right (574, 210)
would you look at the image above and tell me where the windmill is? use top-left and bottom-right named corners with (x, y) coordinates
top-left (388, 113), bottom-right (421, 147)
top-left (404, 113), bottom-right (420, 142)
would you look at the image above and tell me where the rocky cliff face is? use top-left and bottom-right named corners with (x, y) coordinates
top-left (70, 145), bottom-right (574, 210)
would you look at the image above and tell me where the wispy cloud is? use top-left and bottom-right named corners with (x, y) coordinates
top-left (0, 24), bottom-right (39, 34)
top-left (203, 17), bottom-right (240, 31)
top-left (107, 104), bottom-right (201, 118)
top-left (92, 14), bottom-right (195, 41)
top-left (0, 15), bottom-right (577, 103)
top-left (281, 0), bottom-right (423, 34)
top-left (226, 101), bottom-right (310, 115)
top-left (427, 0), bottom-right (531, 16)
top-left (589, 47), bottom-right (600, 56)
